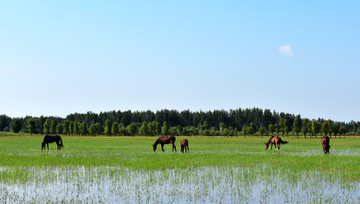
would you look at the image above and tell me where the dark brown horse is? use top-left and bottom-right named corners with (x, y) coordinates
top-left (180, 139), bottom-right (189, 153)
top-left (321, 136), bottom-right (330, 153)
top-left (265, 136), bottom-right (288, 150)
top-left (153, 136), bottom-right (176, 152)
top-left (41, 135), bottom-right (64, 150)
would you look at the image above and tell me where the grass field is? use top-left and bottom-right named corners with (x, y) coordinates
top-left (1, 136), bottom-right (360, 203)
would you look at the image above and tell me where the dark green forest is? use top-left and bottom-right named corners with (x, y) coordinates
top-left (1, 108), bottom-right (360, 137)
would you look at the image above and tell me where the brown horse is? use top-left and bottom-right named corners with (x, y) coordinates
top-left (153, 136), bottom-right (177, 152)
top-left (41, 135), bottom-right (64, 150)
top-left (321, 136), bottom-right (330, 153)
top-left (180, 139), bottom-right (189, 153)
top-left (265, 136), bottom-right (288, 150)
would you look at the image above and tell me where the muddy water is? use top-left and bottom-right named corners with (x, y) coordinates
top-left (1, 166), bottom-right (359, 203)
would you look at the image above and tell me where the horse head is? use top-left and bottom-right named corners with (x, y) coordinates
top-left (265, 142), bottom-right (270, 149)
top-left (153, 144), bottom-right (157, 152)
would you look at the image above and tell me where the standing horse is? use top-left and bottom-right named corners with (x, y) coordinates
top-left (153, 136), bottom-right (176, 152)
top-left (180, 139), bottom-right (189, 153)
top-left (321, 136), bottom-right (330, 153)
top-left (41, 135), bottom-right (64, 150)
top-left (265, 136), bottom-right (288, 150)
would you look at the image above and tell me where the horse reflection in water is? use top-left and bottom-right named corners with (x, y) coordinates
top-left (265, 136), bottom-right (288, 150)
top-left (41, 135), bottom-right (64, 150)
top-left (321, 136), bottom-right (330, 153)
top-left (153, 136), bottom-right (176, 152)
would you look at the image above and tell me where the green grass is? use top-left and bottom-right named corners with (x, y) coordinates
top-left (1, 136), bottom-right (360, 180)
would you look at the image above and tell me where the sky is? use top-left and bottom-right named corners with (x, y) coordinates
top-left (1, 1), bottom-right (359, 122)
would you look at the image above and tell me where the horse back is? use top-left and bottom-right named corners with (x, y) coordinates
top-left (321, 136), bottom-right (330, 145)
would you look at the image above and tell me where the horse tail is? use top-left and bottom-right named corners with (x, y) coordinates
top-left (279, 138), bottom-right (288, 144)
top-left (59, 136), bottom-right (64, 148)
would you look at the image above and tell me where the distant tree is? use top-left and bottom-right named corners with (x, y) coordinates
top-left (219, 122), bottom-right (225, 135)
top-left (176, 125), bottom-right (183, 136)
top-left (104, 119), bottom-right (111, 136)
top-left (154, 121), bottom-right (161, 136)
top-left (169, 126), bottom-right (177, 136)
top-left (242, 125), bottom-right (248, 137)
top-left (63, 120), bottom-right (70, 135)
top-left (258, 126), bottom-right (267, 137)
top-left (69, 121), bottom-right (74, 136)
top-left (339, 126), bottom-right (347, 136)
top-left (43, 119), bottom-right (51, 134)
top-left (279, 118), bottom-right (287, 136)
top-left (332, 123), bottom-right (340, 137)
top-left (10, 118), bottom-right (22, 133)
top-left (249, 122), bottom-right (256, 135)
top-left (0, 115), bottom-right (11, 131)
top-left (293, 119), bottom-right (300, 137)
top-left (127, 123), bottom-right (137, 136)
top-left (89, 124), bottom-right (96, 136)
top-left (56, 123), bottom-right (63, 135)
top-left (274, 124), bottom-right (280, 136)
top-left (268, 124), bottom-right (274, 136)
top-left (50, 120), bottom-right (56, 134)
top-left (73, 121), bottom-right (80, 136)
top-left (111, 122), bottom-right (119, 136)
top-left (311, 120), bottom-right (321, 137)
top-left (357, 127), bottom-right (360, 136)
top-left (161, 122), bottom-right (168, 135)
top-left (139, 121), bottom-right (148, 136)
top-left (95, 123), bottom-right (104, 135)
top-left (147, 122), bottom-right (155, 136)
top-left (328, 120), bottom-right (333, 137)
top-left (301, 118), bottom-right (310, 138)
top-left (321, 120), bottom-right (330, 136)
top-left (27, 118), bottom-right (36, 135)
top-left (118, 123), bottom-right (126, 136)
top-left (80, 122), bottom-right (88, 136)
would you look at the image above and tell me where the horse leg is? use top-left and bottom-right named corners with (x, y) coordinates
top-left (173, 143), bottom-right (177, 152)
top-left (47, 143), bottom-right (49, 150)
top-left (161, 144), bottom-right (165, 152)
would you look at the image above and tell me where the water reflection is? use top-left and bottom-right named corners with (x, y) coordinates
top-left (1, 166), bottom-right (359, 203)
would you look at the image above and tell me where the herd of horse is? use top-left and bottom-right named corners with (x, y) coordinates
top-left (41, 134), bottom-right (331, 154)
top-left (264, 135), bottom-right (331, 153)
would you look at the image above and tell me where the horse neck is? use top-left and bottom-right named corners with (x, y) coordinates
top-left (153, 139), bottom-right (160, 146)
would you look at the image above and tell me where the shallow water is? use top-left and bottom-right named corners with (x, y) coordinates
top-left (1, 166), bottom-right (359, 203)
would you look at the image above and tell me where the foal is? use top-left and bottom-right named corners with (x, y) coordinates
top-left (180, 139), bottom-right (189, 153)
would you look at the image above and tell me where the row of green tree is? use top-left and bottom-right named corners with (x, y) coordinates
top-left (1, 108), bottom-right (359, 136)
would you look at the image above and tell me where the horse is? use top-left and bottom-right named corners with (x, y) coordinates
top-left (180, 139), bottom-right (189, 153)
top-left (265, 136), bottom-right (288, 150)
top-left (153, 136), bottom-right (176, 152)
top-left (321, 136), bottom-right (330, 153)
top-left (41, 135), bottom-right (64, 150)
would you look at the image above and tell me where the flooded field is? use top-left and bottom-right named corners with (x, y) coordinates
top-left (1, 166), bottom-right (359, 203)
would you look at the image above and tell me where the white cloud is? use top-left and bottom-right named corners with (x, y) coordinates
top-left (278, 45), bottom-right (295, 56)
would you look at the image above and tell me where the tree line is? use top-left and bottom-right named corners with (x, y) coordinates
top-left (1, 108), bottom-right (360, 137)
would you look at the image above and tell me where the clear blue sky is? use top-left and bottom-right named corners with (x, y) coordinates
top-left (1, 1), bottom-right (359, 122)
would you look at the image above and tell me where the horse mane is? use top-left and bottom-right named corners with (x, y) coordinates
top-left (153, 138), bottom-right (160, 146)
top-left (266, 136), bottom-right (274, 144)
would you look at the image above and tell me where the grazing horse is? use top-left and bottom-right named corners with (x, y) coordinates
top-left (180, 139), bottom-right (189, 153)
top-left (321, 136), bottom-right (330, 153)
top-left (265, 136), bottom-right (288, 150)
top-left (153, 136), bottom-right (176, 152)
top-left (41, 135), bottom-right (64, 150)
